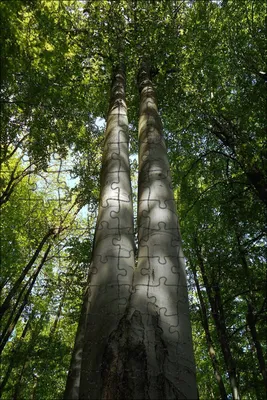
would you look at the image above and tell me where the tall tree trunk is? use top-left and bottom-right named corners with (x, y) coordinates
top-left (65, 64), bottom-right (135, 399)
top-left (64, 282), bottom-right (91, 399)
top-left (192, 263), bottom-right (228, 399)
top-left (0, 245), bottom-right (51, 354)
top-left (0, 229), bottom-right (54, 321)
top-left (195, 245), bottom-right (240, 400)
top-left (49, 288), bottom-right (66, 338)
top-left (0, 309), bottom-right (34, 396)
top-left (11, 313), bottom-right (46, 400)
top-left (123, 62), bottom-right (197, 399)
top-left (12, 361), bottom-right (28, 400)
top-left (66, 62), bottom-right (197, 399)
top-left (246, 303), bottom-right (267, 390)
top-left (236, 235), bottom-right (267, 389)
top-left (0, 277), bottom-right (30, 347)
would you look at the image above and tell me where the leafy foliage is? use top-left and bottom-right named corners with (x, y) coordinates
top-left (1, 0), bottom-right (266, 398)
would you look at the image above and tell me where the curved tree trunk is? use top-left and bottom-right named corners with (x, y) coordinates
top-left (124, 62), bottom-right (197, 399)
top-left (65, 64), bottom-right (135, 399)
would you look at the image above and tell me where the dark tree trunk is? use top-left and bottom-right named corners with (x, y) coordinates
top-left (0, 245), bottom-right (51, 354)
top-left (0, 310), bottom-right (34, 396)
top-left (211, 118), bottom-right (267, 206)
top-left (236, 234), bottom-right (267, 388)
top-left (11, 314), bottom-right (46, 400)
top-left (246, 303), bottom-right (267, 390)
top-left (0, 230), bottom-right (54, 321)
top-left (192, 264), bottom-right (228, 399)
top-left (195, 245), bottom-right (240, 400)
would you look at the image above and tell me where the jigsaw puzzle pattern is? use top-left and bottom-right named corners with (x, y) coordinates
top-left (130, 74), bottom-right (196, 396)
top-left (79, 69), bottom-right (136, 396)
top-left (86, 71), bottom-right (135, 309)
top-left (78, 68), bottom-right (196, 399)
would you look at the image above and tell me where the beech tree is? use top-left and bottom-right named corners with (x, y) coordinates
top-left (1, 0), bottom-right (266, 399)
top-left (65, 64), bottom-right (136, 399)
top-left (65, 61), bottom-right (197, 399)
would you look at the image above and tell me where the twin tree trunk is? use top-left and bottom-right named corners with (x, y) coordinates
top-left (64, 64), bottom-right (197, 399)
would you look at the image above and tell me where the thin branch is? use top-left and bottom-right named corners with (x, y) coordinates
top-left (182, 148), bottom-right (240, 180)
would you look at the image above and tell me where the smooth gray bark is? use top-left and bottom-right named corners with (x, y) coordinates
top-left (64, 282), bottom-right (91, 399)
top-left (65, 64), bottom-right (135, 399)
top-left (65, 63), bottom-right (198, 399)
top-left (125, 63), bottom-right (197, 399)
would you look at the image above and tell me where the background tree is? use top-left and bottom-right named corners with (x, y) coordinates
top-left (1, 0), bottom-right (266, 399)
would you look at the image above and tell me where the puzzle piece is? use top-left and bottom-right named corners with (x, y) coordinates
top-left (128, 85), bottom-right (195, 390)
top-left (76, 69), bottom-right (196, 399)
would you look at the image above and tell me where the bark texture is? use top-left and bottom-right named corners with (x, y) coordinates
top-left (124, 63), bottom-right (197, 399)
top-left (65, 64), bottom-right (135, 399)
top-left (65, 63), bottom-right (198, 399)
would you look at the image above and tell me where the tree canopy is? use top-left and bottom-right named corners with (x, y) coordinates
top-left (1, 1), bottom-right (266, 399)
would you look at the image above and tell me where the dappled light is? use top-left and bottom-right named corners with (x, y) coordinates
top-left (1, 1), bottom-right (266, 399)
